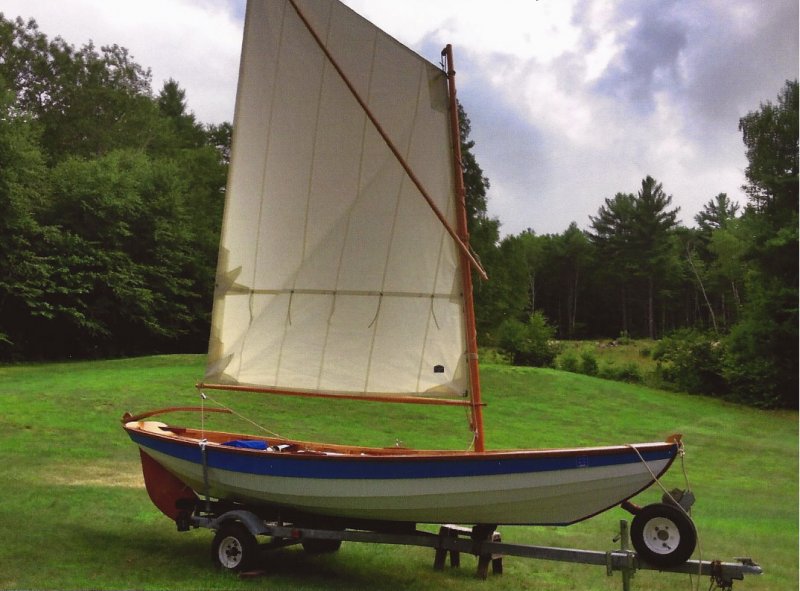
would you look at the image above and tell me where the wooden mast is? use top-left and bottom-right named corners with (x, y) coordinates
top-left (442, 44), bottom-right (486, 453)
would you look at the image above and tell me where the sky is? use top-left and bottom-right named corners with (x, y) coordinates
top-left (2, 0), bottom-right (797, 236)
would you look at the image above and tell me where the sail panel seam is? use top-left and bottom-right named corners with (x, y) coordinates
top-left (275, 0), bottom-right (335, 387)
top-left (235, 0), bottom-right (289, 381)
top-left (317, 3), bottom-right (378, 393)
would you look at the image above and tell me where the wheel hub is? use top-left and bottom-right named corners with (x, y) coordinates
top-left (218, 536), bottom-right (243, 568)
top-left (643, 517), bottom-right (680, 554)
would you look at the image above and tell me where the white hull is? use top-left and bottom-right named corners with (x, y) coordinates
top-left (148, 448), bottom-right (668, 525)
top-left (126, 421), bottom-right (679, 526)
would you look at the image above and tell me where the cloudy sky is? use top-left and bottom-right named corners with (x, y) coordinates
top-left (2, 0), bottom-right (797, 235)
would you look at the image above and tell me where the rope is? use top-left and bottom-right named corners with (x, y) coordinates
top-left (627, 442), bottom-right (704, 591)
top-left (460, 396), bottom-right (477, 451)
top-left (199, 390), bottom-right (286, 440)
top-left (199, 392), bottom-right (209, 512)
top-left (200, 392), bottom-right (205, 438)
top-left (200, 438), bottom-right (211, 514)
top-left (465, 427), bottom-right (477, 452)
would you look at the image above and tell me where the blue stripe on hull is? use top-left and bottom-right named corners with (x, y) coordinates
top-left (128, 431), bottom-right (675, 480)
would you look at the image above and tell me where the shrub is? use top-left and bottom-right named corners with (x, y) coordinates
top-left (723, 314), bottom-right (795, 408)
top-left (598, 361), bottom-right (641, 383)
top-left (579, 350), bottom-right (598, 376)
top-left (722, 353), bottom-right (779, 407)
top-left (479, 347), bottom-right (512, 365)
top-left (496, 311), bottom-right (560, 368)
top-left (559, 351), bottom-right (579, 373)
top-left (653, 330), bottom-right (726, 396)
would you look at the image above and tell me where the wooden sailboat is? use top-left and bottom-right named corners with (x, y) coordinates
top-left (124, 0), bottom-right (684, 533)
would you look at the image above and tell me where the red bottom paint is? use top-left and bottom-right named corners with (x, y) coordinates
top-left (139, 449), bottom-right (197, 520)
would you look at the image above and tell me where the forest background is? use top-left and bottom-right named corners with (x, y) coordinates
top-left (1, 15), bottom-right (797, 409)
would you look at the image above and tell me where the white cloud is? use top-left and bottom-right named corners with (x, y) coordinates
top-left (2, 0), bottom-right (796, 236)
top-left (2, 0), bottom-right (244, 124)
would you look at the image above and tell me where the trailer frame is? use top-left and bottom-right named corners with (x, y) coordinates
top-left (190, 508), bottom-right (761, 590)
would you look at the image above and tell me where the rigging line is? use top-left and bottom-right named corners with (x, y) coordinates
top-left (200, 438), bottom-right (211, 514)
top-left (470, 246), bottom-right (486, 282)
top-left (287, 0), bottom-right (487, 281)
top-left (202, 391), bottom-right (286, 440)
top-left (463, 412), bottom-right (477, 452)
top-left (678, 446), bottom-right (703, 591)
top-left (626, 443), bottom-right (703, 591)
top-left (462, 398), bottom-right (476, 450)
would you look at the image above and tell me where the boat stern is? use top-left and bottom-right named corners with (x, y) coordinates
top-left (123, 417), bottom-right (199, 523)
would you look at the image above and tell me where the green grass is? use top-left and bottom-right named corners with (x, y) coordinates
top-left (0, 355), bottom-right (795, 590)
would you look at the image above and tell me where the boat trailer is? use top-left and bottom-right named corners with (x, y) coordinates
top-left (190, 507), bottom-right (762, 590)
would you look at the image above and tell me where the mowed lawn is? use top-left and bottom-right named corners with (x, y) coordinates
top-left (0, 355), bottom-right (795, 590)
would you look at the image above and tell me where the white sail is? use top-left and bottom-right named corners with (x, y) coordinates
top-left (205, 0), bottom-right (468, 399)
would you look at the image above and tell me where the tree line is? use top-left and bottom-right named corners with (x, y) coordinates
top-left (0, 15), bottom-right (230, 358)
top-left (463, 81), bottom-right (798, 409)
top-left (0, 16), bottom-right (796, 408)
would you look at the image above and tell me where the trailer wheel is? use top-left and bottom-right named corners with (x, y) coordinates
top-left (630, 503), bottom-right (696, 567)
top-left (301, 538), bottom-right (342, 554)
top-left (211, 522), bottom-right (258, 571)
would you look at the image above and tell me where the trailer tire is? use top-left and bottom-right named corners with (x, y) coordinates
top-left (301, 538), bottom-right (342, 554)
top-left (630, 503), bottom-right (696, 567)
top-left (211, 522), bottom-right (259, 571)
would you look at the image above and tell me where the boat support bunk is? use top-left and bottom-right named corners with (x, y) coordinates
top-left (187, 503), bottom-right (761, 590)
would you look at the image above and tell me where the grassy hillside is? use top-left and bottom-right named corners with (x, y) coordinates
top-left (0, 356), bottom-right (795, 590)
